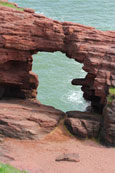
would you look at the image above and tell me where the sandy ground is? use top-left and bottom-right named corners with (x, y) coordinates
top-left (0, 123), bottom-right (115, 173)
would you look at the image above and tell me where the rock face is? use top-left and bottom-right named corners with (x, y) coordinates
top-left (0, 4), bottom-right (115, 146)
top-left (0, 99), bottom-right (65, 139)
top-left (65, 111), bottom-right (101, 139)
top-left (100, 100), bottom-right (115, 146)
top-left (0, 5), bottom-right (114, 112)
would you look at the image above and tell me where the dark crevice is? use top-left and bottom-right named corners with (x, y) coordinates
top-left (0, 120), bottom-right (8, 125)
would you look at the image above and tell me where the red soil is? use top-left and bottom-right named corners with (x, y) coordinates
top-left (1, 123), bottom-right (115, 173)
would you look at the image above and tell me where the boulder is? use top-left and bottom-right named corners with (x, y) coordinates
top-left (65, 111), bottom-right (101, 139)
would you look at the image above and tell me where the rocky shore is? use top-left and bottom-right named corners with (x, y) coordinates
top-left (0, 1), bottom-right (115, 172)
top-left (0, 0), bottom-right (114, 155)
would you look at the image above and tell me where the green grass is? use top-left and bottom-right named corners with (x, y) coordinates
top-left (107, 95), bottom-right (113, 103)
top-left (109, 87), bottom-right (115, 96)
top-left (0, 1), bottom-right (24, 11)
top-left (107, 87), bottom-right (115, 104)
top-left (0, 163), bottom-right (28, 173)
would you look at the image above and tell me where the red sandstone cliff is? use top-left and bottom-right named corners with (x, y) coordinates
top-left (0, 4), bottom-right (115, 146)
top-left (0, 5), bottom-right (114, 112)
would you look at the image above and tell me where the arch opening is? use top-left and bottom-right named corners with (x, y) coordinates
top-left (32, 51), bottom-right (89, 112)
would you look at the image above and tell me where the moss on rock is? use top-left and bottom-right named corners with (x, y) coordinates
top-left (107, 87), bottom-right (115, 104)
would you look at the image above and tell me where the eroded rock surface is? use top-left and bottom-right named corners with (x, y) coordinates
top-left (64, 111), bottom-right (101, 139)
top-left (0, 99), bottom-right (65, 139)
top-left (101, 100), bottom-right (115, 146)
top-left (0, 5), bottom-right (114, 111)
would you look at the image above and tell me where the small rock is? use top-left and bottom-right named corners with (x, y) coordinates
top-left (55, 153), bottom-right (80, 162)
top-left (33, 13), bottom-right (46, 18)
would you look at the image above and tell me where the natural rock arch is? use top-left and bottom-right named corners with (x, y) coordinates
top-left (0, 6), bottom-right (115, 113)
top-left (33, 51), bottom-right (87, 112)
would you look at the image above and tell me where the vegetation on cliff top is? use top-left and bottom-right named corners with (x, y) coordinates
top-left (0, 163), bottom-right (28, 173)
top-left (107, 87), bottom-right (115, 104)
top-left (0, 1), bottom-right (24, 11)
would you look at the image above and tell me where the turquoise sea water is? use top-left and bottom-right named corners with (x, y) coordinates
top-left (9, 0), bottom-right (115, 112)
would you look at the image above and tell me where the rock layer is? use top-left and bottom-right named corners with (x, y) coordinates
top-left (0, 5), bottom-right (114, 112)
top-left (0, 99), bottom-right (65, 139)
